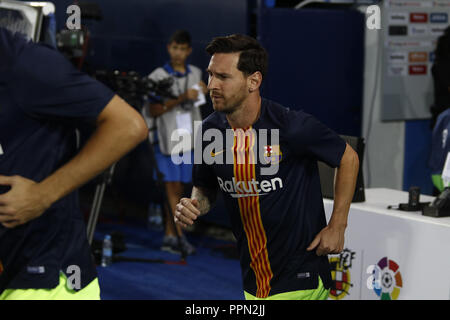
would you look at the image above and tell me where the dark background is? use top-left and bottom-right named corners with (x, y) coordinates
top-left (22, 0), bottom-right (397, 227)
top-left (43, 0), bottom-right (367, 227)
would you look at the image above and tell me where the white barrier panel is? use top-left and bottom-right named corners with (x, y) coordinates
top-left (324, 188), bottom-right (450, 300)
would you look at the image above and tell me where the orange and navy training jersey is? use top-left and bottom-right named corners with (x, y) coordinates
top-left (193, 98), bottom-right (346, 298)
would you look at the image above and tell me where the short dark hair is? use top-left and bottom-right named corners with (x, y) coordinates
top-left (435, 26), bottom-right (450, 63)
top-left (169, 30), bottom-right (191, 47)
top-left (206, 34), bottom-right (268, 78)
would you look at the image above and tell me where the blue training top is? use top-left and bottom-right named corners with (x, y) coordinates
top-left (0, 28), bottom-right (114, 292)
top-left (193, 98), bottom-right (346, 298)
top-left (429, 108), bottom-right (450, 175)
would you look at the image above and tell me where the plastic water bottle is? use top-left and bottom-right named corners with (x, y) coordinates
top-left (147, 203), bottom-right (163, 230)
top-left (154, 204), bottom-right (163, 228)
top-left (101, 234), bottom-right (113, 267)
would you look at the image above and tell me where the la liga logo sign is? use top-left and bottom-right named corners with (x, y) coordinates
top-left (367, 257), bottom-right (403, 300)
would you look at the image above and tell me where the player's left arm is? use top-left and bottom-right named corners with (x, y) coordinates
top-left (307, 143), bottom-right (359, 256)
top-left (0, 95), bottom-right (148, 228)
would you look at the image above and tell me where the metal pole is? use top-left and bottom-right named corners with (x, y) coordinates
top-left (86, 164), bottom-right (115, 245)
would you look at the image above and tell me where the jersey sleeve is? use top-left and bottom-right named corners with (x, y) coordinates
top-left (9, 42), bottom-right (114, 124)
top-left (286, 110), bottom-right (346, 168)
top-left (193, 162), bottom-right (218, 190)
top-left (192, 122), bottom-right (218, 190)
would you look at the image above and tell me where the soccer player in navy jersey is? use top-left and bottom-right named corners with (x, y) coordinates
top-left (0, 27), bottom-right (148, 299)
top-left (174, 34), bottom-right (359, 300)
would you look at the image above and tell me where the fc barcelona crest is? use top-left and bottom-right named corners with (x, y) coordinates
top-left (263, 145), bottom-right (282, 164)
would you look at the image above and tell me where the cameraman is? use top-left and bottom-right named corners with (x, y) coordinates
top-left (147, 30), bottom-right (207, 255)
top-left (431, 26), bottom-right (450, 128)
top-left (429, 27), bottom-right (450, 192)
top-left (0, 27), bottom-right (148, 299)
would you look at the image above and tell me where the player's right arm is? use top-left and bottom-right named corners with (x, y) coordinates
top-left (174, 186), bottom-right (217, 228)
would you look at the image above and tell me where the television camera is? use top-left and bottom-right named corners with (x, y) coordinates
top-left (93, 70), bottom-right (176, 111)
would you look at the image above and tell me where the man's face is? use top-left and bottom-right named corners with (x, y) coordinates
top-left (206, 52), bottom-right (249, 114)
top-left (167, 41), bottom-right (191, 65)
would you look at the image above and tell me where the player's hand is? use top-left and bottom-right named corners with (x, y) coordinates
top-left (306, 225), bottom-right (345, 256)
top-left (185, 88), bottom-right (199, 101)
top-left (0, 175), bottom-right (51, 228)
top-left (174, 198), bottom-right (201, 228)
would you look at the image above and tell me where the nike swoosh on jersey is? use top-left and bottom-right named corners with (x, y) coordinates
top-left (211, 149), bottom-right (225, 157)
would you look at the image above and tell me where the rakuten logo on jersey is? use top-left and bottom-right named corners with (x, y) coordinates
top-left (217, 177), bottom-right (283, 198)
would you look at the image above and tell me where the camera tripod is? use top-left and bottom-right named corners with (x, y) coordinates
top-left (85, 130), bottom-right (188, 264)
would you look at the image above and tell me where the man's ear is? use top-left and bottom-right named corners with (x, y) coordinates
top-left (248, 71), bottom-right (262, 93)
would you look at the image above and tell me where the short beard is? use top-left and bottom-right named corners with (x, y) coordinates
top-left (220, 104), bottom-right (239, 115)
top-left (217, 91), bottom-right (247, 115)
